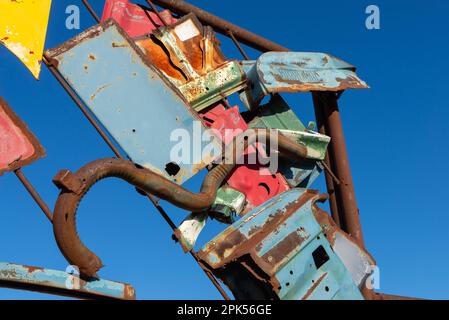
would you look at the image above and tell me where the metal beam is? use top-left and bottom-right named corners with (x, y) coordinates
top-left (312, 92), bottom-right (364, 247)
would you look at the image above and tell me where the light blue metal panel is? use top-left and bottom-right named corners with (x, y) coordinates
top-left (0, 262), bottom-right (135, 299)
top-left (199, 189), bottom-right (363, 300)
top-left (241, 52), bottom-right (369, 108)
top-left (274, 235), bottom-right (364, 300)
top-left (46, 20), bottom-right (220, 184)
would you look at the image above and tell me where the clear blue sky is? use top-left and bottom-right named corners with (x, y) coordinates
top-left (0, 0), bottom-right (448, 300)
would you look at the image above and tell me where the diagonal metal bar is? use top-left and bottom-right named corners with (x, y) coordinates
top-left (226, 30), bottom-right (250, 60)
top-left (81, 0), bottom-right (100, 23)
top-left (14, 168), bottom-right (53, 222)
top-left (145, 0), bottom-right (168, 26)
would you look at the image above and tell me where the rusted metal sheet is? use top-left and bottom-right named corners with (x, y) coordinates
top-left (0, 97), bottom-right (45, 175)
top-left (240, 52), bottom-right (369, 109)
top-left (46, 20), bottom-right (220, 184)
top-left (101, 0), bottom-right (177, 38)
top-left (0, 262), bottom-right (135, 300)
top-left (198, 189), bottom-right (365, 300)
top-left (136, 14), bottom-right (246, 111)
top-left (312, 205), bottom-right (375, 291)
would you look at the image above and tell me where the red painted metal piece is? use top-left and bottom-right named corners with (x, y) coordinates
top-left (0, 97), bottom-right (45, 175)
top-left (101, 0), bottom-right (177, 38)
top-left (227, 166), bottom-right (290, 211)
top-left (201, 104), bottom-right (290, 211)
top-left (201, 104), bottom-right (247, 144)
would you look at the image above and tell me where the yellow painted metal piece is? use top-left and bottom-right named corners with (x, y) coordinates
top-left (0, 0), bottom-right (52, 79)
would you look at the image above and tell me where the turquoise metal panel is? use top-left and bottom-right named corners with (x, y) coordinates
top-left (0, 262), bottom-right (135, 299)
top-left (241, 52), bottom-right (369, 109)
top-left (199, 189), bottom-right (363, 300)
top-left (46, 20), bottom-right (220, 184)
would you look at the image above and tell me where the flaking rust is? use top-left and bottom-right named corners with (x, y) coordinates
top-left (135, 13), bottom-right (246, 111)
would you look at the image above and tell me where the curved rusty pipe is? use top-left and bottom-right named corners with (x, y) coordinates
top-left (53, 129), bottom-right (309, 277)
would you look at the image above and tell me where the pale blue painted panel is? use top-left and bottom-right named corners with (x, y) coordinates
top-left (47, 20), bottom-right (219, 184)
top-left (0, 262), bottom-right (134, 299)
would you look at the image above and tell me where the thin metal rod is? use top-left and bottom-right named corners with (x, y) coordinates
top-left (227, 30), bottom-right (250, 60)
top-left (194, 257), bottom-right (230, 300)
top-left (152, 0), bottom-right (288, 52)
top-left (145, 0), bottom-right (168, 26)
top-left (81, 0), bottom-right (100, 23)
top-left (319, 160), bottom-right (341, 186)
top-left (14, 169), bottom-right (53, 222)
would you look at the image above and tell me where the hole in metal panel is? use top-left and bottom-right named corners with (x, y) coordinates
top-left (165, 162), bottom-right (181, 176)
top-left (312, 245), bottom-right (330, 269)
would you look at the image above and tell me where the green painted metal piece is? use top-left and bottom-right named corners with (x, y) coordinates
top-left (249, 94), bottom-right (306, 131)
top-left (151, 15), bottom-right (246, 111)
top-left (178, 61), bottom-right (246, 111)
top-left (175, 188), bottom-right (245, 253)
top-left (279, 129), bottom-right (330, 161)
top-left (209, 187), bottom-right (246, 224)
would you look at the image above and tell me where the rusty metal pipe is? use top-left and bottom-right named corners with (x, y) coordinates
top-left (53, 129), bottom-right (308, 277)
top-left (152, 0), bottom-right (289, 52)
top-left (313, 95), bottom-right (341, 227)
top-left (313, 92), bottom-right (365, 247)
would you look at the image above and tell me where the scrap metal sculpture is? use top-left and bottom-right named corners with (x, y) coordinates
top-left (0, 0), bottom-right (411, 300)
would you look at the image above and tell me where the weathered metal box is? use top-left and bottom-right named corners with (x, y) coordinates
top-left (199, 189), bottom-right (364, 300)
